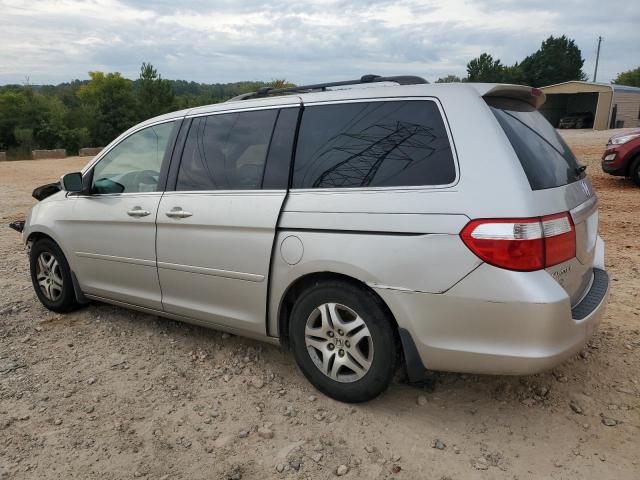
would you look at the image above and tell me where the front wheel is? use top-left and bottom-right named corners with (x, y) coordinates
top-left (30, 238), bottom-right (80, 313)
top-left (289, 281), bottom-right (397, 403)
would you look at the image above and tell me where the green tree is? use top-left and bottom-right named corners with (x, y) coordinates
top-left (501, 63), bottom-right (526, 85)
top-left (0, 85), bottom-right (78, 156)
top-left (268, 79), bottom-right (295, 89)
top-left (612, 67), bottom-right (640, 87)
top-left (0, 75), bottom-right (303, 158)
top-left (435, 75), bottom-right (464, 83)
top-left (77, 71), bottom-right (138, 146)
top-left (136, 62), bottom-right (175, 120)
top-left (0, 89), bottom-right (26, 150)
top-left (467, 53), bottom-right (505, 82)
top-left (520, 35), bottom-right (587, 87)
top-left (34, 95), bottom-right (70, 149)
top-left (13, 127), bottom-right (34, 156)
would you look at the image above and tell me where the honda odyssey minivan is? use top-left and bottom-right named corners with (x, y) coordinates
top-left (18, 75), bottom-right (609, 402)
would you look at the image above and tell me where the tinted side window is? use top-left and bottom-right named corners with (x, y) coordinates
top-left (92, 121), bottom-right (175, 194)
top-left (176, 109), bottom-right (278, 191)
top-left (292, 101), bottom-right (455, 189)
top-left (262, 107), bottom-right (300, 189)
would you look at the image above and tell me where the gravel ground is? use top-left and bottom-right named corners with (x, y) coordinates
top-left (1, 130), bottom-right (639, 480)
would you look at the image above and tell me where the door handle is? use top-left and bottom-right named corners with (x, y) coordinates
top-left (165, 207), bottom-right (193, 219)
top-left (127, 206), bottom-right (151, 217)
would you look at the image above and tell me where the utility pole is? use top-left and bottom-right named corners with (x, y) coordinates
top-left (593, 36), bottom-right (603, 82)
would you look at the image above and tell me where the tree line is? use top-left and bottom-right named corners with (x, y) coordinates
top-left (436, 35), bottom-right (639, 89)
top-left (1, 35), bottom-right (638, 159)
top-left (0, 63), bottom-right (289, 159)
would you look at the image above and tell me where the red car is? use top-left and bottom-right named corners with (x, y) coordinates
top-left (602, 130), bottom-right (640, 186)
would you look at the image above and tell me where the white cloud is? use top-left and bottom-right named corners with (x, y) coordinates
top-left (0, 0), bottom-right (637, 85)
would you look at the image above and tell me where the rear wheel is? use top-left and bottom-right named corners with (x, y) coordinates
top-left (630, 157), bottom-right (640, 187)
top-left (30, 238), bottom-right (80, 313)
top-left (289, 281), bottom-right (397, 403)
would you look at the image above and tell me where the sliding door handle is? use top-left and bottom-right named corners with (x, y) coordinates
top-left (165, 207), bottom-right (193, 219)
top-left (127, 206), bottom-right (151, 217)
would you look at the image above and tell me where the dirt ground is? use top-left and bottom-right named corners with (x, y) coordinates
top-left (1, 130), bottom-right (639, 480)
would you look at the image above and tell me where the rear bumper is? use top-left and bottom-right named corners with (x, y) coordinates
top-left (377, 246), bottom-right (609, 377)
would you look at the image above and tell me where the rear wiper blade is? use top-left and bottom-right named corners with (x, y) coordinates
top-left (575, 165), bottom-right (587, 174)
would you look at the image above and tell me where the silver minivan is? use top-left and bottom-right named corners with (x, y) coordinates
top-left (20, 76), bottom-right (609, 402)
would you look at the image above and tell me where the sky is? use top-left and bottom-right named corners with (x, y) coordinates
top-left (1, 0), bottom-right (638, 86)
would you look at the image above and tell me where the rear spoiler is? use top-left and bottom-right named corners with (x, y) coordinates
top-left (482, 85), bottom-right (546, 109)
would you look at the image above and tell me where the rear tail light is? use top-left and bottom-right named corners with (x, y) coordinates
top-left (461, 213), bottom-right (575, 272)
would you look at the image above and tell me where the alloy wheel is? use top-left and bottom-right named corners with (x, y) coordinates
top-left (304, 302), bottom-right (374, 383)
top-left (36, 251), bottom-right (63, 301)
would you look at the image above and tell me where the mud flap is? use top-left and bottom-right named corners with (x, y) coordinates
top-left (399, 327), bottom-right (428, 382)
top-left (71, 271), bottom-right (91, 305)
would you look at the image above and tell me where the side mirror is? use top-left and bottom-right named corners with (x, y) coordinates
top-left (61, 172), bottom-right (84, 193)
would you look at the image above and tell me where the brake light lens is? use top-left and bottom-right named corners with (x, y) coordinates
top-left (461, 213), bottom-right (575, 271)
top-left (541, 213), bottom-right (576, 266)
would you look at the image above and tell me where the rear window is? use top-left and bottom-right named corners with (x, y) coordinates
top-left (487, 97), bottom-right (585, 190)
top-left (292, 100), bottom-right (456, 189)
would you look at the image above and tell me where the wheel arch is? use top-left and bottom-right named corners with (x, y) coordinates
top-left (26, 230), bottom-right (89, 305)
top-left (25, 225), bottom-right (65, 251)
top-left (277, 271), bottom-right (398, 346)
top-left (626, 150), bottom-right (640, 177)
top-left (26, 230), bottom-right (56, 247)
top-left (274, 271), bottom-right (422, 377)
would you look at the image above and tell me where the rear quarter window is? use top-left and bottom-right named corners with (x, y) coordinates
top-left (487, 97), bottom-right (585, 190)
top-left (292, 100), bottom-right (456, 189)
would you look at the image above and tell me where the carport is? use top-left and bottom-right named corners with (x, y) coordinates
top-left (540, 81), bottom-right (640, 130)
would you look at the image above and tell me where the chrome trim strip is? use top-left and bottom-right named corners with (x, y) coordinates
top-left (75, 252), bottom-right (156, 267)
top-left (157, 261), bottom-right (264, 282)
top-left (185, 103), bottom-right (300, 119)
top-left (74, 191), bottom-right (164, 199)
top-left (76, 190), bottom-right (286, 198)
top-left (160, 189), bottom-right (286, 196)
top-left (570, 195), bottom-right (598, 224)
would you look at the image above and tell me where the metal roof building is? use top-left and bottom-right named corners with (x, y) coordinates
top-left (539, 81), bottom-right (640, 130)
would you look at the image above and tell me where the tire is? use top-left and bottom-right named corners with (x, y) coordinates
top-left (289, 280), bottom-right (397, 403)
top-left (630, 157), bottom-right (640, 187)
top-left (30, 238), bottom-right (80, 313)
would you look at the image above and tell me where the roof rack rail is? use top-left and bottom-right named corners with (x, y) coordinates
top-left (226, 74), bottom-right (428, 102)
